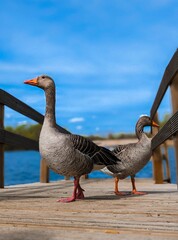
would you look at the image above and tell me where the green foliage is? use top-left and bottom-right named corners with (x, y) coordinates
top-left (6, 118), bottom-right (163, 150)
top-left (5, 124), bottom-right (42, 140)
top-left (4, 124), bottom-right (41, 151)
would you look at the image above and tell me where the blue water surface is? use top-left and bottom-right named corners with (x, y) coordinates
top-left (4, 147), bottom-right (177, 186)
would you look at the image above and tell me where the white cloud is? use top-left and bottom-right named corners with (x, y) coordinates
top-left (76, 125), bottom-right (83, 130)
top-left (0, 0), bottom-right (176, 134)
top-left (69, 117), bottom-right (85, 123)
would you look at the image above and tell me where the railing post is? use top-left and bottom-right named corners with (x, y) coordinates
top-left (152, 112), bottom-right (163, 184)
top-left (170, 75), bottom-right (178, 188)
top-left (0, 104), bottom-right (4, 188)
top-left (163, 142), bottom-right (171, 183)
top-left (40, 159), bottom-right (49, 183)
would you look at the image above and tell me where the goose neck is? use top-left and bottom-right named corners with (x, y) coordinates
top-left (135, 121), bottom-right (144, 140)
top-left (44, 86), bottom-right (56, 126)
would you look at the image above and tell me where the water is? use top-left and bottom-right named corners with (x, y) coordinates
top-left (4, 147), bottom-right (177, 186)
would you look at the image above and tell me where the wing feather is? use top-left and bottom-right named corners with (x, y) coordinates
top-left (70, 134), bottom-right (120, 165)
top-left (112, 144), bottom-right (127, 155)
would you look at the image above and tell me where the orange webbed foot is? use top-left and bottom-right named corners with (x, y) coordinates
top-left (131, 190), bottom-right (146, 195)
top-left (114, 191), bottom-right (128, 196)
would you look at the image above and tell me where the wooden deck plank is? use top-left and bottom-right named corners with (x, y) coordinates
top-left (0, 178), bottom-right (178, 240)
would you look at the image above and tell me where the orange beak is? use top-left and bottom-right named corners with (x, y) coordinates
top-left (152, 121), bottom-right (159, 128)
top-left (24, 77), bottom-right (38, 86)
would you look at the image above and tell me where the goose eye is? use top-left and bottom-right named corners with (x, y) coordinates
top-left (42, 76), bottom-right (45, 79)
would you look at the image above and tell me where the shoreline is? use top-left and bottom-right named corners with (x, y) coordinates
top-left (94, 138), bottom-right (174, 147)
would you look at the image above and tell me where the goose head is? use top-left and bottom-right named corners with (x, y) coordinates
top-left (135, 115), bottom-right (159, 139)
top-left (138, 115), bottom-right (159, 128)
top-left (24, 75), bottom-right (55, 90)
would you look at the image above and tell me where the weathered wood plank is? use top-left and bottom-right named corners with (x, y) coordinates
top-left (151, 110), bottom-right (178, 150)
top-left (151, 113), bottom-right (163, 184)
top-left (40, 159), bottom-right (49, 183)
top-left (0, 89), bottom-right (43, 123)
top-left (0, 144), bottom-right (4, 188)
top-left (162, 142), bottom-right (171, 182)
top-left (0, 104), bottom-right (4, 188)
top-left (170, 73), bottom-right (178, 188)
top-left (0, 179), bottom-right (177, 240)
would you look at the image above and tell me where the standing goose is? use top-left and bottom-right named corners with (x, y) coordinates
top-left (101, 116), bottom-right (159, 195)
top-left (24, 75), bottom-right (120, 202)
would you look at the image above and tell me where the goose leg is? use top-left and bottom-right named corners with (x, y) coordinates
top-left (58, 177), bottom-right (83, 203)
top-left (76, 183), bottom-right (85, 199)
top-left (114, 176), bottom-right (126, 195)
top-left (131, 176), bottom-right (146, 195)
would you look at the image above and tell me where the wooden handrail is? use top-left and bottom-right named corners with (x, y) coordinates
top-left (0, 128), bottom-right (39, 150)
top-left (150, 49), bottom-right (178, 186)
top-left (0, 89), bottom-right (43, 123)
top-left (151, 110), bottom-right (178, 150)
top-left (150, 49), bottom-right (178, 119)
top-left (0, 104), bottom-right (4, 188)
top-left (0, 89), bottom-right (70, 134)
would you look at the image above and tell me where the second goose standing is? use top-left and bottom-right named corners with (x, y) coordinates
top-left (101, 115), bottom-right (159, 195)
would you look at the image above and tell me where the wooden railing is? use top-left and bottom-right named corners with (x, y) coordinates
top-left (0, 89), bottom-right (69, 188)
top-left (150, 49), bottom-right (178, 186)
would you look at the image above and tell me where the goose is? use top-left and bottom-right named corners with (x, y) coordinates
top-left (101, 115), bottom-right (159, 195)
top-left (24, 75), bottom-right (120, 202)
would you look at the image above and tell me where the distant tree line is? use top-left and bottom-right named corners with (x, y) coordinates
top-left (4, 123), bottom-right (136, 151)
top-left (5, 124), bottom-right (41, 151)
top-left (4, 113), bottom-right (171, 151)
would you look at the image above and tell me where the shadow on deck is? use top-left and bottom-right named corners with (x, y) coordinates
top-left (0, 178), bottom-right (177, 240)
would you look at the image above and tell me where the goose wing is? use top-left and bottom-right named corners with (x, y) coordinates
top-left (70, 134), bottom-right (120, 166)
top-left (112, 142), bottom-right (136, 156)
top-left (112, 144), bottom-right (127, 155)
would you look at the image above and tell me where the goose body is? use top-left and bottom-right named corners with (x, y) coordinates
top-left (101, 116), bottom-right (159, 195)
top-left (39, 122), bottom-right (93, 177)
top-left (105, 133), bottom-right (151, 179)
top-left (24, 75), bottom-right (120, 202)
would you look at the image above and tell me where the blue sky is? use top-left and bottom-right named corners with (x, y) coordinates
top-left (0, 0), bottom-right (178, 136)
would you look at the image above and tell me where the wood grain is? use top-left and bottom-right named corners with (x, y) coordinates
top-left (0, 178), bottom-right (177, 240)
top-left (0, 104), bottom-right (4, 188)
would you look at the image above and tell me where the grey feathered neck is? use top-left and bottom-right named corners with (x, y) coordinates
top-left (44, 84), bottom-right (56, 127)
top-left (135, 117), bottom-right (150, 140)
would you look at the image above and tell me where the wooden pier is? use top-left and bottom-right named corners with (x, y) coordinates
top-left (0, 178), bottom-right (177, 240)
